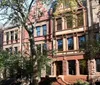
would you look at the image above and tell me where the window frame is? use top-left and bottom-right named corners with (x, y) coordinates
top-left (11, 31), bottom-right (14, 43)
top-left (42, 25), bottom-right (47, 36)
top-left (57, 39), bottom-right (63, 51)
top-left (78, 35), bottom-right (86, 50)
top-left (56, 18), bottom-right (62, 31)
top-left (67, 37), bottom-right (74, 50)
top-left (36, 26), bottom-right (41, 36)
top-left (6, 32), bottom-right (9, 44)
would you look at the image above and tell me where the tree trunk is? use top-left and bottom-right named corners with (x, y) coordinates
top-left (29, 32), bottom-right (39, 85)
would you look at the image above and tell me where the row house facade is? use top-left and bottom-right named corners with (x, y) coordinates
top-left (2, 0), bottom-right (100, 84)
top-left (3, 26), bottom-right (21, 53)
top-left (49, 1), bottom-right (88, 84)
top-left (49, 0), bottom-right (100, 84)
top-left (3, 1), bottom-right (51, 77)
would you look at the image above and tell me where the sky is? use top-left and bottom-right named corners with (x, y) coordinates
top-left (0, 0), bottom-right (53, 28)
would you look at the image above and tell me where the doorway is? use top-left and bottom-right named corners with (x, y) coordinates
top-left (68, 60), bottom-right (76, 75)
top-left (55, 61), bottom-right (62, 76)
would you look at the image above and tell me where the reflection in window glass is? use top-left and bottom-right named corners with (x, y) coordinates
top-left (57, 39), bottom-right (63, 51)
top-left (68, 37), bottom-right (73, 50)
top-left (36, 26), bottom-right (40, 36)
top-left (78, 35), bottom-right (85, 49)
top-left (43, 25), bottom-right (47, 36)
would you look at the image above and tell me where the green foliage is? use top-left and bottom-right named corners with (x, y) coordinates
top-left (85, 39), bottom-right (100, 59)
top-left (53, 0), bottom-right (78, 16)
top-left (74, 80), bottom-right (89, 85)
top-left (0, 50), bottom-right (23, 77)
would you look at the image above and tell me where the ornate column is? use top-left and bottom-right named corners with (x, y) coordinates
top-left (62, 17), bottom-right (64, 30)
top-left (66, 60), bottom-right (69, 75)
top-left (63, 36), bottom-right (66, 51)
top-left (73, 34), bottom-right (77, 50)
top-left (76, 59), bottom-right (80, 75)
top-left (63, 60), bottom-right (66, 75)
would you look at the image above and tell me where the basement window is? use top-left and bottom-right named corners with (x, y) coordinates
top-left (96, 59), bottom-right (100, 72)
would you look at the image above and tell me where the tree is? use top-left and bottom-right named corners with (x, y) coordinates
top-left (0, 0), bottom-right (51, 85)
top-left (0, 50), bottom-right (23, 78)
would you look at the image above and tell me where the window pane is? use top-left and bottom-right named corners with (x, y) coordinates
top-left (78, 35), bottom-right (85, 49)
top-left (15, 30), bottom-right (18, 42)
top-left (57, 39), bottom-right (63, 51)
top-left (68, 60), bottom-right (76, 75)
top-left (15, 47), bottom-right (18, 53)
top-left (9, 47), bottom-right (12, 54)
top-left (68, 37), bottom-right (73, 50)
top-left (95, 33), bottom-right (99, 41)
top-left (66, 13), bottom-right (73, 28)
top-left (43, 43), bottom-right (47, 55)
top-left (57, 18), bottom-right (62, 31)
top-left (11, 31), bottom-right (14, 43)
top-left (96, 59), bottom-right (100, 72)
top-left (6, 48), bottom-right (9, 52)
top-left (6, 32), bottom-right (9, 44)
top-left (36, 26), bottom-right (40, 36)
top-left (77, 12), bottom-right (83, 26)
top-left (43, 25), bottom-right (47, 36)
top-left (79, 59), bottom-right (88, 75)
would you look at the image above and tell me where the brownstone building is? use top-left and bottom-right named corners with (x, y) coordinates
top-left (49, 0), bottom-right (88, 84)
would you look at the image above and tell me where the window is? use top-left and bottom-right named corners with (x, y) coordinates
top-left (9, 47), bottom-right (13, 54)
top-left (6, 32), bottom-right (9, 44)
top-left (66, 13), bottom-right (73, 28)
top-left (95, 33), bottom-right (99, 41)
top-left (68, 60), bottom-right (76, 75)
top-left (57, 18), bottom-right (62, 31)
top-left (42, 43), bottom-right (47, 55)
top-left (42, 25), bottom-right (47, 36)
top-left (79, 59), bottom-right (88, 75)
top-left (55, 61), bottom-right (62, 75)
top-left (14, 47), bottom-right (18, 53)
top-left (11, 31), bottom-right (14, 43)
top-left (68, 37), bottom-right (73, 50)
top-left (78, 35), bottom-right (86, 49)
top-left (6, 48), bottom-right (9, 52)
top-left (15, 30), bottom-right (18, 42)
top-left (57, 39), bottom-right (63, 51)
top-left (77, 12), bottom-right (83, 27)
top-left (96, 59), bottom-right (100, 72)
top-left (36, 26), bottom-right (40, 36)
